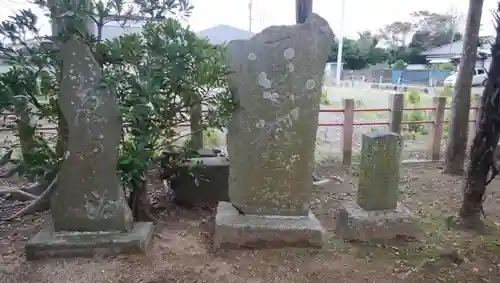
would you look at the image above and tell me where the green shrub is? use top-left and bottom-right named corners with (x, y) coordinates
top-left (321, 89), bottom-right (331, 105)
top-left (432, 63), bottom-right (454, 71)
top-left (203, 128), bottom-right (222, 147)
top-left (403, 88), bottom-right (425, 137)
top-left (391, 60), bottom-right (407, 70)
top-left (440, 87), bottom-right (453, 98)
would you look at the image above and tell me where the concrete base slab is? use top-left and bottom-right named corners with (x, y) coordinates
top-left (214, 202), bottom-right (325, 249)
top-left (25, 222), bottom-right (154, 260)
top-left (335, 201), bottom-right (418, 241)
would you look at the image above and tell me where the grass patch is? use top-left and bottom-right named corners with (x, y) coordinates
top-left (326, 205), bottom-right (500, 281)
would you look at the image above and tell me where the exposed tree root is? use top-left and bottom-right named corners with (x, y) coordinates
top-left (6, 174), bottom-right (59, 220)
top-left (22, 182), bottom-right (50, 196)
top-left (0, 163), bottom-right (21, 178)
top-left (128, 176), bottom-right (169, 224)
top-left (0, 182), bottom-right (46, 201)
top-left (0, 186), bottom-right (37, 200)
top-left (312, 174), bottom-right (344, 187)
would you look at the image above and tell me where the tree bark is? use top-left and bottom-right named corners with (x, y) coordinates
top-left (128, 176), bottom-right (152, 222)
top-left (461, 2), bottom-right (500, 227)
top-left (6, 174), bottom-right (59, 220)
top-left (189, 93), bottom-right (203, 150)
top-left (14, 101), bottom-right (37, 170)
top-left (444, 0), bottom-right (484, 175)
top-left (295, 0), bottom-right (313, 24)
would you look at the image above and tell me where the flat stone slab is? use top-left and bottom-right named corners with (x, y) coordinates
top-left (25, 222), bottom-right (154, 260)
top-left (335, 201), bottom-right (418, 241)
top-left (171, 156), bottom-right (229, 205)
top-left (214, 202), bottom-right (325, 249)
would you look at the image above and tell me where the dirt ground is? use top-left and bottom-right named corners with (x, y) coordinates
top-left (1, 161), bottom-right (500, 283)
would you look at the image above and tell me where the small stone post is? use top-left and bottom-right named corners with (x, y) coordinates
top-left (335, 131), bottom-right (417, 241)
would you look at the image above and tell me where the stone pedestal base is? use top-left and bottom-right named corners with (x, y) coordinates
top-left (335, 201), bottom-right (417, 241)
top-left (25, 222), bottom-right (154, 260)
top-left (214, 202), bottom-right (325, 249)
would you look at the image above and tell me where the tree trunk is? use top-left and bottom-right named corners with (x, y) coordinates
top-left (14, 102), bottom-right (36, 169)
top-left (295, 0), bottom-right (313, 24)
top-left (128, 176), bottom-right (152, 221)
top-left (444, 0), bottom-right (484, 175)
top-left (461, 2), bottom-right (500, 227)
top-left (189, 93), bottom-right (203, 150)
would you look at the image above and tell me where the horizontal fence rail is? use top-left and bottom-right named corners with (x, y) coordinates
top-left (0, 93), bottom-right (482, 165)
top-left (327, 93), bottom-right (482, 165)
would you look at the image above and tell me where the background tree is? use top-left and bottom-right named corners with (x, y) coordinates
top-left (409, 10), bottom-right (464, 52)
top-left (379, 21), bottom-right (414, 48)
top-left (327, 9), bottom-right (462, 70)
top-left (461, 1), bottom-right (500, 229)
top-left (391, 59), bottom-right (407, 70)
top-left (444, 0), bottom-right (484, 175)
top-left (357, 31), bottom-right (390, 65)
top-left (328, 32), bottom-right (390, 70)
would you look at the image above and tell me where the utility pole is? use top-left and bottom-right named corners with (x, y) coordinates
top-left (335, 0), bottom-right (346, 86)
top-left (248, 0), bottom-right (252, 32)
top-left (295, 0), bottom-right (312, 24)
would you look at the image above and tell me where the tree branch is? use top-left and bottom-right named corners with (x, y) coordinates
top-left (0, 186), bottom-right (37, 200)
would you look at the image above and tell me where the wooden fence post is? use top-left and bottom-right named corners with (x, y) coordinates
top-left (389, 93), bottom-right (404, 134)
top-left (468, 94), bottom-right (482, 150)
top-left (342, 98), bottom-right (355, 166)
top-left (427, 96), bottom-right (446, 161)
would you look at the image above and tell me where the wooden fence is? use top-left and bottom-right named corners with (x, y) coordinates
top-left (324, 93), bottom-right (482, 166)
top-left (0, 93), bottom-right (482, 166)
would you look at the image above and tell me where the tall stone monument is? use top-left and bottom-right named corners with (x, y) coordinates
top-left (25, 38), bottom-right (153, 260)
top-left (214, 14), bottom-right (333, 248)
top-left (335, 132), bottom-right (417, 241)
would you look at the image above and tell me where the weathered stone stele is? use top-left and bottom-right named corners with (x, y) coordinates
top-left (51, 38), bottom-right (132, 232)
top-left (226, 14), bottom-right (333, 216)
top-left (357, 132), bottom-right (401, 211)
top-left (215, 14), bottom-right (333, 249)
top-left (25, 38), bottom-right (152, 260)
top-left (335, 131), bottom-right (417, 241)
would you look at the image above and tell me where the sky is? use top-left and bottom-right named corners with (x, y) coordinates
top-left (190, 0), bottom-right (500, 37)
top-left (1, 0), bottom-right (500, 38)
